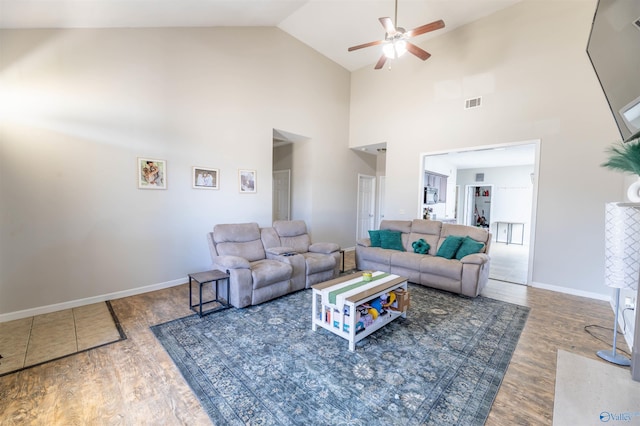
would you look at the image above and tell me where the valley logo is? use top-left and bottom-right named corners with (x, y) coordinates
top-left (600, 411), bottom-right (640, 422)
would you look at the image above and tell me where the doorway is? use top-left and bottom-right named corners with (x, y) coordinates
top-left (378, 176), bottom-right (386, 225)
top-left (421, 141), bottom-right (539, 285)
top-left (273, 169), bottom-right (290, 222)
top-left (465, 184), bottom-right (493, 228)
top-left (356, 174), bottom-right (376, 241)
top-left (272, 128), bottom-right (310, 224)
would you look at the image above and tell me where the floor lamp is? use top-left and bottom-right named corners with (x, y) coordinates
top-left (598, 202), bottom-right (639, 366)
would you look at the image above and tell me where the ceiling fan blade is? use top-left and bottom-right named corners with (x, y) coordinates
top-left (406, 42), bottom-right (431, 61)
top-left (374, 55), bottom-right (387, 70)
top-left (348, 39), bottom-right (385, 52)
top-left (406, 19), bottom-right (445, 38)
top-left (379, 17), bottom-right (396, 34)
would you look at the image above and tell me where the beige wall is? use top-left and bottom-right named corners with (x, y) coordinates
top-left (0, 27), bottom-right (373, 317)
top-left (349, 0), bottom-right (624, 297)
top-left (1, 1), bottom-right (628, 317)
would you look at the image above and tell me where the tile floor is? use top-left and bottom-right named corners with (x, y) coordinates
top-left (0, 302), bottom-right (122, 376)
top-left (488, 241), bottom-right (529, 284)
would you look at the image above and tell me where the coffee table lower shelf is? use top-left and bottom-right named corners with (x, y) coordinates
top-left (311, 273), bottom-right (408, 351)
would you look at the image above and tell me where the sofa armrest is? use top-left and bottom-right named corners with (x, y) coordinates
top-left (309, 242), bottom-right (340, 254)
top-left (266, 246), bottom-right (295, 256)
top-left (356, 238), bottom-right (372, 247)
top-left (213, 255), bottom-right (250, 270)
top-left (459, 253), bottom-right (490, 265)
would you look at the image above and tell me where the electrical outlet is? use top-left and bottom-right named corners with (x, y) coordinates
top-left (625, 296), bottom-right (635, 308)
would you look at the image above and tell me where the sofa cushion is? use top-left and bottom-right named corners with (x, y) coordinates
top-left (455, 236), bottom-right (486, 260)
top-left (380, 230), bottom-right (405, 251)
top-left (214, 222), bottom-right (261, 243)
top-left (250, 259), bottom-right (292, 289)
top-left (216, 240), bottom-right (266, 262)
top-left (213, 223), bottom-right (266, 262)
top-left (309, 242), bottom-right (340, 254)
top-left (368, 230), bottom-right (382, 247)
top-left (279, 234), bottom-right (311, 253)
top-left (303, 252), bottom-right (336, 274)
top-left (390, 251), bottom-right (423, 270)
top-left (411, 219), bottom-right (443, 235)
top-left (436, 235), bottom-right (464, 259)
top-left (420, 256), bottom-right (463, 280)
top-left (380, 220), bottom-right (412, 233)
top-left (273, 220), bottom-right (307, 237)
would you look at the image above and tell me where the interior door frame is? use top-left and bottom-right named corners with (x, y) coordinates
top-left (420, 140), bottom-right (540, 286)
top-left (377, 175), bottom-right (386, 227)
top-left (356, 174), bottom-right (377, 241)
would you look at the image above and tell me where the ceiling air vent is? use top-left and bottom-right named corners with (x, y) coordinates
top-left (475, 173), bottom-right (484, 182)
top-left (465, 97), bottom-right (482, 109)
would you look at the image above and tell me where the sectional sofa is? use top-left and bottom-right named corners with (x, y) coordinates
top-left (355, 219), bottom-right (491, 297)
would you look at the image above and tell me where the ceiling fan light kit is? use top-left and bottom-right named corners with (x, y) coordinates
top-left (348, 0), bottom-right (445, 69)
top-left (382, 39), bottom-right (407, 59)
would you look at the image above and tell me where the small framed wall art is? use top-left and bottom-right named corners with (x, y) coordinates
top-left (193, 167), bottom-right (219, 190)
top-left (138, 158), bottom-right (167, 189)
top-left (238, 169), bottom-right (257, 193)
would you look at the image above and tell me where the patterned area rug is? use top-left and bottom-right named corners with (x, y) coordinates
top-left (151, 284), bottom-right (529, 425)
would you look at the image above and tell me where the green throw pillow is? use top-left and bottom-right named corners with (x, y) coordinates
top-left (368, 230), bottom-right (382, 247)
top-left (380, 230), bottom-right (405, 251)
top-left (436, 235), bottom-right (465, 259)
top-left (455, 236), bottom-right (486, 260)
top-left (412, 238), bottom-right (430, 254)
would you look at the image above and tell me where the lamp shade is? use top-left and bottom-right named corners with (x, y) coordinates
top-left (605, 202), bottom-right (640, 289)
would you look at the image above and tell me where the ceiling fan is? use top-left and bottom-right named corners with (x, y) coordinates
top-left (347, 0), bottom-right (445, 70)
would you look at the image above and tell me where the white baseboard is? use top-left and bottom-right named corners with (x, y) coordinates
top-left (0, 277), bottom-right (186, 323)
top-left (529, 281), bottom-right (610, 302)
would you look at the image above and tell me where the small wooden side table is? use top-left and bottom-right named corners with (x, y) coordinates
top-left (188, 270), bottom-right (231, 317)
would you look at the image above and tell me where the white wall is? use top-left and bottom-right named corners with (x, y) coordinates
top-left (349, 0), bottom-right (624, 297)
top-left (0, 27), bottom-right (373, 317)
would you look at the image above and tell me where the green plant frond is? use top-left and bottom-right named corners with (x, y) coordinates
top-left (601, 138), bottom-right (640, 175)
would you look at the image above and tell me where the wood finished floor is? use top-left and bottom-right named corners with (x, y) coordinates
top-left (0, 251), bottom-right (624, 425)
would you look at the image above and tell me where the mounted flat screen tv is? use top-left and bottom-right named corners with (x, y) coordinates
top-left (586, 0), bottom-right (640, 142)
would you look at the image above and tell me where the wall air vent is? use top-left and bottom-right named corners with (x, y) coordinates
top-left (634, 17), bottom-right (640, 31)
top-left (465, 97), bottom-right (482, 109)
top-left (475, 173), bottom-right (484, 182)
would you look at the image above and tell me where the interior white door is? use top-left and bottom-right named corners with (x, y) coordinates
top-left (272, 169), bottom-right (291, 222)
top-left (357, 174), bottom-right (376, 241)
top-left (378, 176), bottom-right (386, 226)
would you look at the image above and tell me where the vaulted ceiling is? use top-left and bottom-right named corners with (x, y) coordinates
top-left (0, 0), bottom-right (521, 71)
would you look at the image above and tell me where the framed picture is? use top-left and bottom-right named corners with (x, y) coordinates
top-left (239, 169), bottom-right (257, 193)
top-left (192, 167), bottom-right (219, 190)
top-left (138, 158), bottom-right (166, 189)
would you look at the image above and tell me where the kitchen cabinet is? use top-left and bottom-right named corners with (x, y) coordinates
top-left (424, 172), bottom-right (447, 204)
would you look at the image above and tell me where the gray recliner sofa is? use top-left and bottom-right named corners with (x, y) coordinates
top-left (356, 219), bottom-right (491, 297)
top-left (207, 221), bottom-right (341, 308)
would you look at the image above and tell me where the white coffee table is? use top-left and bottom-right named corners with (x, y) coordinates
top-left (311, 271), bottom-right (408, 351)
